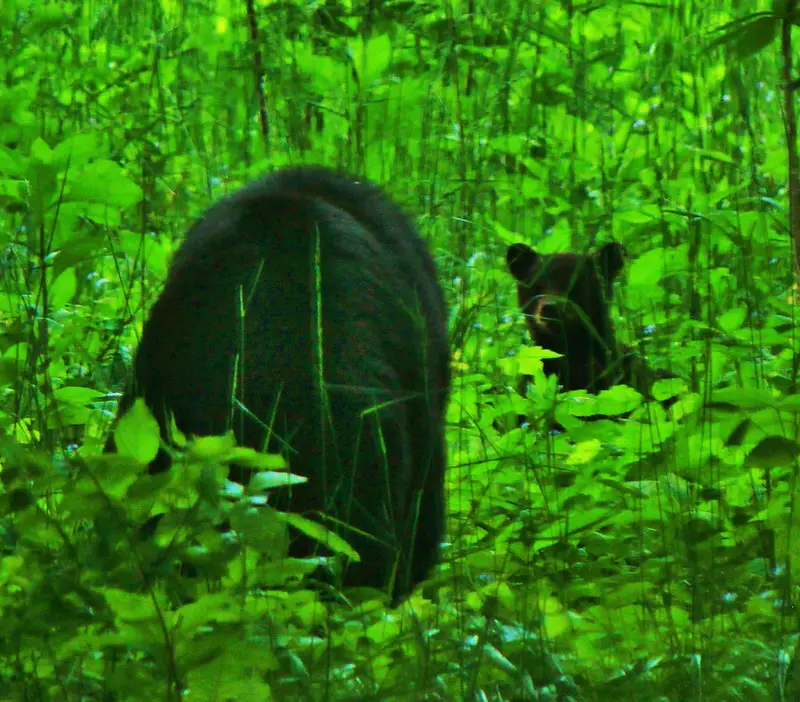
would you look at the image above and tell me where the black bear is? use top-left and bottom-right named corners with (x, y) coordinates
top-left (506, 241), bottom-right (625, 392)
top-left (106, 166), bottom-right (450, 603)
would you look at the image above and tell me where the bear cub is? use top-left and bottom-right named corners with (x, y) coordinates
top-left (106, 166), bottom-right (450, 603)
top-left (506, 241), bottom-right (625, 392)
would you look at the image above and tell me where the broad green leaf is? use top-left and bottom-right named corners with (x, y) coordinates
top-left (64, 160), bottom-right (143, 208)
top-left (188, 433), bottom-right (237, 461)
top-left (719, 306), bottom-right (747, 333)
top-left (53, 133), bottom-right (101, 170)
top-left (706, 12), bottom-right (776, 58)
top-left (708, 387), bottom-right (777, 409)
top-left (733, 16), bottom-right (779, 58)
top-left (595, 384), bottom-right (643, 415)
top-left (615, 204), bottom-right (661, 224)
top-left (49, 269), bottom-right (77, 311)
top-left (652, 377), bottom-right (688, 402)
top-left (0, 146), bottom-right (22, 174)
top-left (745, 435), bottom-right (800, 469)
top-left (350, 34), bottom-right (392, 85)
top-left (567, 439), bottom-right (602, 466)
top-left (113, 399), bottom-right (160, 465)
top-left (23, 4), bottom-right (76, 35)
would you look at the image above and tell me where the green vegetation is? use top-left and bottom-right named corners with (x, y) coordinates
top-left (1, 0), bottom-right (799, 699)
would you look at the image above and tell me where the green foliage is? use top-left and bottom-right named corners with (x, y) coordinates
top-left (2, 0), bottom-right (800, 698)
top-left (1, 405), bottom-right (399, 699)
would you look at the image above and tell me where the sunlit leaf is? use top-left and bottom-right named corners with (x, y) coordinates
top-left (113, 399), bottom-right (160, 465)
top-left (64, 160), bottom-right (143, 208)
top-left (282, 513), bottom-right (360, 561)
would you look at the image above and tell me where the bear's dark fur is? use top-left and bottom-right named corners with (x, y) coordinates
top-left (106, 166), bottom-right (450, 602)
top-left (506, 241), bottom-right (625, 392)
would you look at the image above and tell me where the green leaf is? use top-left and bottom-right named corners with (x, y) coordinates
top-left (745, 435), bottom-right (800, 469)
top-left (229, 504), bottom-right (289, 556)
top-left (53, 386), bottom-right (105, 405)
top-left (53, 133), bottom-right (102, 170)
top-left (566, 439), bottom-right (602, 466)
top-left (734, 16), bottom-right (779, 58)
top-left (512, 345), bottom-right (563, 377)
top-left (706, 12), bottom-right (778, 59)
top-left (779, 394), bottom-right (800, 411)
top-left (248, 470), bottom-right (307, 492)
top-left (49, 269), bottom-right (77, 311)
top-left (692, 148), bottom-right (737, 165)
top-left (225, 447), bottom-right (287, 471)
top-left (282, 513), bottom-right (360, 561)
top-left (113, 399), bottom-right (161, 465)
top-left (23, 4), bottom-right (76, 35)
top-left (652, 378), bottom-right (688, 402)
top-left (639, 168), bottom-right (657, 188)
top-left (0, 146), bottom-right (22, 175)
top-left (101, 587), bottom-right (163, 622)
top-left (188, 652), bottom-right (274, 699)
top-left (64, 160), bottom-right (143, 208)
top-left (521, 175), bottom-right (548, 199)
top-left (628, 247), bottom-right (665, 285)
top-left (707, 387), bottom-right (777, 410)
top-left (615, 204), bottom-right (661, 224)
top-left (595, 384), bottom-right (643, 416)
top-left (30, 137), bottom-right (54, 164)
top-left (492, 220), bottom-right (520, 245)
top-left (350, 34), bottom-right (392, 85)
top-left (188, 433), bottom-right (237, 461)
top-left (718, 306), bottom-right (747, 333)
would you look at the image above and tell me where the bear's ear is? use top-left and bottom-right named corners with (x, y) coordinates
top-left (506, 243), bottom-right (540, 283)
top-left (595, 241), bottom-right (625, 282)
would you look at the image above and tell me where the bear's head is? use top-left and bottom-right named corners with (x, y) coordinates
top-left (506, 241), bottom-right (625, 392)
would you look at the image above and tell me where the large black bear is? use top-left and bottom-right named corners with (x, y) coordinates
top-left (106, 166), bottom-right (450, 602)
top-left (506, 241), bottom-right (626, 392)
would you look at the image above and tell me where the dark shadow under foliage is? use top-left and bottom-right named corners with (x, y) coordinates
top-left (105, 166), bottom-right (451, 603)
